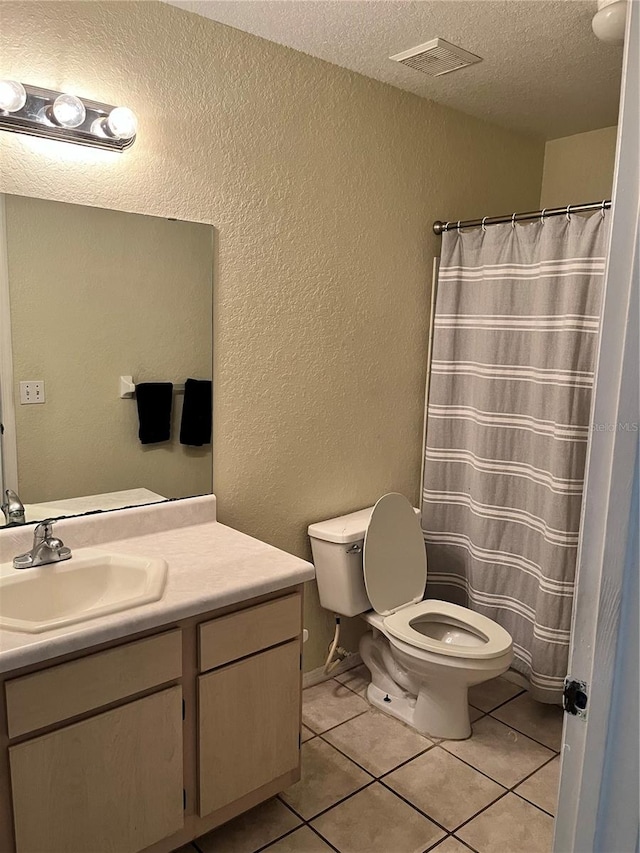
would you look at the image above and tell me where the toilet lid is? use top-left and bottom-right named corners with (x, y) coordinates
top-left (363, 493), bottom-right (427, 616)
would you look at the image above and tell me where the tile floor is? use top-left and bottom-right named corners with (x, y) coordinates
top-left (182, 667), bottom-right (563, 853)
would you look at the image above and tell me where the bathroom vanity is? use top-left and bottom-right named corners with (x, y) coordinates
top-left (0, 496), bottom-right (314, 853)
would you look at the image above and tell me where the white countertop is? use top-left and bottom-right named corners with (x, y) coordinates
top-left (0, 496), bottom-right (314, 673)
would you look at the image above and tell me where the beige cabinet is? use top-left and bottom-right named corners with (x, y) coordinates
top-left (9, 686), bottom-right (184, 853)
top-left (198, 640), bottom-right (301, 816)
top-left (0, 586), bottom-right (303, 853)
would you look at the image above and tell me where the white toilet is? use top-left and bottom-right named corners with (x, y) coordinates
top-left (308, 492), bottom-right (513, 740)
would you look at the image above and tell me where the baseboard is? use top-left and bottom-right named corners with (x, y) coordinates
top-left (303, 653), bottom-right (363, 688)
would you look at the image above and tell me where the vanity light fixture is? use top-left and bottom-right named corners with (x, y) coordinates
top-left (0, 81), bottom-right (137, 151)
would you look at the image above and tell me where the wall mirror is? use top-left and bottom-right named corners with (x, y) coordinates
top-left (0, 194), bottom-right (214, 527)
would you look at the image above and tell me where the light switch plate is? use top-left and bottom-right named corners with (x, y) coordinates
top-left (19, 380), bottom-right (45, 404)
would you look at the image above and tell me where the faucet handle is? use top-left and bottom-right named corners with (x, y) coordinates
top-left (34, 519), bottom-right (56, 541)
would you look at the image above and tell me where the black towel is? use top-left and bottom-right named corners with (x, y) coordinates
top-left (180, 379), bottom-right (212, 446)
top-left (135, 382), bottom-right (173, 444)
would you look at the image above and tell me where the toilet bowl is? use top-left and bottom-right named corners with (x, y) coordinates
top-left (308, 493), bottom-right (513, 740)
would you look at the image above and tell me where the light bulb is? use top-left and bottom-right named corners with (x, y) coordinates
top-left (592, 0), bottom-right (627, 44)
top-left (0, 80), bottom-right (27, 113)
top-left (106, 106), bottom-right (137, 139)
top-left (51, 93), bottom-right (86, 128)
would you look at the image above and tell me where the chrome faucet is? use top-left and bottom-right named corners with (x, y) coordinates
top-left (13, 519), bottom-right (72, 569)
top-left (2, 489), bottom-right (25, 525)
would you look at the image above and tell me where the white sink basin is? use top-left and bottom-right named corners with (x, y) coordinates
top-left (0, 549), bottom-right (168, 634)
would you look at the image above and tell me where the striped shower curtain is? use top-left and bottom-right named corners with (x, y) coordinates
top-left (422, 213), bottom-right (608, 703)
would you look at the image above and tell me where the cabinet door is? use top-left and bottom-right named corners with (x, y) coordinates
top-left (10, 686), bottom-right (184, 853)
top-left (198, 640), bottom-right (301, 816)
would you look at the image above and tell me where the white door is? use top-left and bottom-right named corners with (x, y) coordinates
top-left (553, 3), bottom-right (639, 851)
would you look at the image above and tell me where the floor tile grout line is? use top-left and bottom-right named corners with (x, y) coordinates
top-left (449, 754), bottom-right (559, 839)
top-left (306, 821), bottom-right (343, 852)
top-left (251, 822), bottom-right (305, 853)
top-left (300, 685), bottom-right (558, 848)
top-left (506, 750), bottom-right (560, 806)
top-left (445, 788), bottom-right (512, 837)
top-left (436, 741), bottom-right (528, 790)
top-left (423, 836), bottom-right (452, 853)
top-left (376, 776), bottom-right (460, 838)
top-left (306, 730), bottom-right (377, 780)
top-left (309, 706), bottom-right (553, 803)
top-left (380, 773), bottom-right (510, 840)
top-left (302, 707), bottom-right (369, 737)
top-left (299, 729), bottom-right (545, 845)
top-left (469, 685), bottom-right (526, 716)
top-left (511, 788), bottom-right (557, 820)
top-left (510, 751), bottom-right (559, 784)
top-left (485, 709), bottom-right (563, 753)
top-left (319, 728), bottom-right (436, 781)
top-left (423, 833), bottom-right (479, 853)
top-left (278, 777), bottom-right (377, 824)
top-left (378, 743), bottom-right (459, 782)
top-left (445, 751), bottom-right (559, 835)
top-left (441, 714), bottom-right (557, 764)
top-left (448, 836), bottom-right (478, 853)
top-left (332, 674), bottom-right (369, 700)
top-left (279, 796), bottom-right (309, 822)
top-left (451, 835), bottom-right (483, 853)
top-left (304, 714), bottom-right (558, 824)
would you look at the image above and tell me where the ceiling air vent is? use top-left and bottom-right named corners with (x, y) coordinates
top-left (389, 38), bottom-right (482, 77)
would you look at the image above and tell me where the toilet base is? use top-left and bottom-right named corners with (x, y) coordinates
top-left (366, 682), bottom-right (472, 740)
top-left (359, 624), bottom-right (510, 740)
top-left (366, 683), bottom-right (417, 729)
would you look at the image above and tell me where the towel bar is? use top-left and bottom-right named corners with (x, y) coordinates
top-left (119, 375), bottom-right (186, 399)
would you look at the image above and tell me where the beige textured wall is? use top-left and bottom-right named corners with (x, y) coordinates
top-left (0, 1), bottom-right (545, 670)
top-left (5, 195), bottom-right (213, 504)
top-left (540, 126), bottom-right (618, 208)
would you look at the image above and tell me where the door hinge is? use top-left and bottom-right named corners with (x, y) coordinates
top-left (182, 698), bottom-right (186, 720)
top-left (563, 676), bottom-right (588, 719)
top-left (183, 789), bottom-right (187, 810)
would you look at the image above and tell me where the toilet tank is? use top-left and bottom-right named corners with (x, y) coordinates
top-left (308, 507), bottom-right (374, 617)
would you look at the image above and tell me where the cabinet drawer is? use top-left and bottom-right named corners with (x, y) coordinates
top-left (199, 592), bottom-right (301, 672)
top-left (6, 629), bottom-right (182, 738)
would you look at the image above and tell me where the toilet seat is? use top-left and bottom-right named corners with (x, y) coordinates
top-left (363, 493), bottom-right (427, 616)
top-left (363, 493), bottom-right (511, 661)
top-left (384, 600), bottom-right (512, 660)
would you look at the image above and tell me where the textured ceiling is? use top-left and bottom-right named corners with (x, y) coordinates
top-left (167, 0), bottom-right (623, 139)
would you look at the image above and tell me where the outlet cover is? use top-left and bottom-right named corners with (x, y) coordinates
top-left (19, 381), bottom-right (45, 404)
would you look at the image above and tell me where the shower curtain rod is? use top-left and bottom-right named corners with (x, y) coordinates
top-left (432, 199), bottom-right (611, 235)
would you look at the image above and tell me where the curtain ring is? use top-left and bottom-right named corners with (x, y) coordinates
top-left (511, 212), bottom-right (517, 229)
top-left (481, 216), bottom-right (487, 233)
top-left (566, 205), bottom-right (572, 222)
top-left (444, 221), bottom-right (450, 232)
top-left (457, 220), bottom-right (461, 231)
top-left (540, 208), bottom-right (547, 224)
top-left (601, 200), bottom-right (607, 218)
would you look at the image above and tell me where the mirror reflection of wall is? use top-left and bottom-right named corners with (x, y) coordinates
top-left (0, 196), bottom-right (214, 526)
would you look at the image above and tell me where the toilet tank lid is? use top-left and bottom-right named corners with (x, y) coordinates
top-left (308, 505), bottom-right (421, 544)
top-left (307, 506), bottom-right (375, 544)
